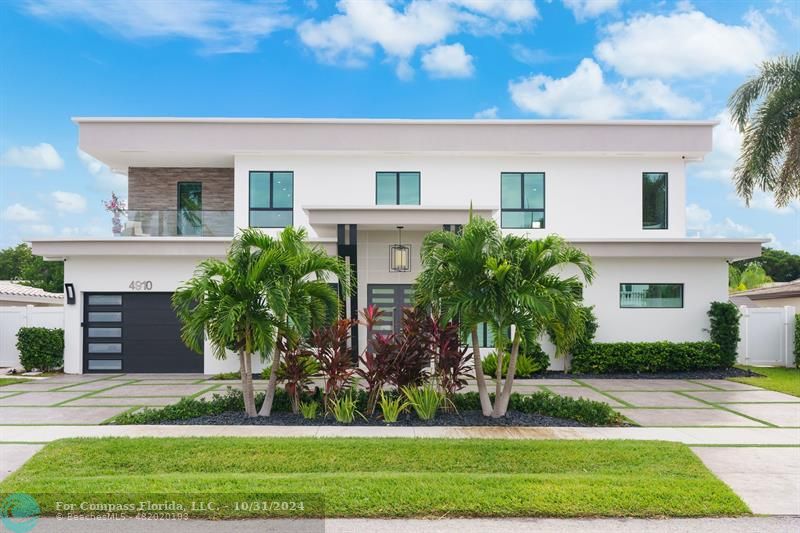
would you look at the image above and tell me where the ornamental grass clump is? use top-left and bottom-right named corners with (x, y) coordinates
top-left (402, 383), bottom-right (445, 421)
top-left (299, 400), bottom-right (319, 420)
top-left (378, 391), bottom-right (408, 423)
top-left (330, 390), bottom-right (364, 424)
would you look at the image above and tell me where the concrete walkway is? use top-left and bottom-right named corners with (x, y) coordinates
top-left (26, 517), bottom-right (800, 533)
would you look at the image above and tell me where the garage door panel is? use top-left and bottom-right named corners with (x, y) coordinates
top-left (84, 292), bottom-right (202, 373)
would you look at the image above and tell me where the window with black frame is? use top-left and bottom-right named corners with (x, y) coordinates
top-left (620, 283), bottom-right (683, 308)
top-left (249, 171), bottom-right (293, 228)
top-left (376, 172), bottom-right (420, 205)
top-left (642, 172), bottom-right (668, 229)
top-left (501, 172), bottom-right (545, 229)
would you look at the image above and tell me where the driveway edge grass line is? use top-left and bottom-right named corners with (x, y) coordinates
top-left (675, 392), bottom-right (778, 428)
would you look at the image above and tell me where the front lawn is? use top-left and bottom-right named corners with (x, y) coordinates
top-left (0, 437), bottom-right (747, 518)
top-left (0, 377), bottom-right (30, 387)
top-left (730, 366), bottom-right (800, 397)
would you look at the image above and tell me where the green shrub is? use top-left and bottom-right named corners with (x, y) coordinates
top-left (707, 301), bottom-right (740, 367)
top-left (571, 341), bottom-right (723, 374)
top-left (795, 314), bottom-right (799, 369)
top-left (402, 383), bottom-right (445, 420)
top-left (16, 327), bottom-right (64, 372)
top-left (378, 391), bottom-right (408, 423)
top-left (299, 400), bottom-right (319, 420)
top-left (330, 391), bottom-right (363, 424)
top-left (450, 390), bottom-right (624, 426)
top-left (482, 348), bottom-right (548, 378)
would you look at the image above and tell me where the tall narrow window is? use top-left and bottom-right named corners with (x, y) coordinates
top-left (501, 172), bottom-right (545, 229)
top-left (643, 172), bottom-right (668, 229)
top-left (249, 171), bottom-right (293, 228)
top-left (177, 182), bottom-right (202, 236)
top-left (376, 172), bottom-right (420, 205)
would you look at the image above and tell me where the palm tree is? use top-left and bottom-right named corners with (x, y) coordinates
top-left (417, 215), bottom-right (594, 417)
top-left (172, 228), bottom-right (283, 417)
top-left (728, 53), bottom-right (800, 207)
top-left (257, 227), bottom-right (350, 417)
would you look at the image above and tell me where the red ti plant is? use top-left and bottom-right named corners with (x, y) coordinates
top-left (311, 318), bottom-right (356, 412)
top-left (357, 305), bottom-right (396, 416)
top-left (277, 334), bottom-right (319, 414)
top-left (428, 317), bottom-right (473, 401)
top-left (389, 307), bottom-right (433, 389)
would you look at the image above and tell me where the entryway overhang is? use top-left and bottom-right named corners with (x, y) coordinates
top-left (303, 205), bottom-right (496, 230)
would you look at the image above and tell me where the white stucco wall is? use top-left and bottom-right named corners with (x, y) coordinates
top-left (234, 154), bottom-right (687, 239)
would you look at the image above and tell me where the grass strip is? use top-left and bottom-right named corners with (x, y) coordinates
top-left (0, 437), bottom-right (748, 518)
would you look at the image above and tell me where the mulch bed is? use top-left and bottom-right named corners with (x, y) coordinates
top-left (159, 409), bottom-right (586, 427)
top-left (525, 368), bottom-right (761, 380)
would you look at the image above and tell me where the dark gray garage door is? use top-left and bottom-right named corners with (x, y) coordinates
top-left (83, 292), bottom-right (203, 373)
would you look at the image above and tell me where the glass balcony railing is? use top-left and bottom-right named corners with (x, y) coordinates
top-left (119, 210), bottom-right (234, 237)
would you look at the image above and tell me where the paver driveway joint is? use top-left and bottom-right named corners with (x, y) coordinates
top-left (675, 391), bottom-right (780, 428)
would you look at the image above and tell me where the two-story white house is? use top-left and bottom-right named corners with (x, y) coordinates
top-left (31, 118), bottom-right (764, 374)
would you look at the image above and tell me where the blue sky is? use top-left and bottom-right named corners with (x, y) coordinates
top-left (0, 0), bottom-right (798, 250)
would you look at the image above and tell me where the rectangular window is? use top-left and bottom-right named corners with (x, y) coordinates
top-left (249, 171), bottom-right (294, 228)
top-left (87, 359), bottom-right (122, 371)
top-left (88, 327), bottom-right (121, 338)
top-left (643, 172), bottom-right (668, 229)
top-left (88, 343), bottom-right (122, 353)
top-left (620, 283), bottom-right (683, 308)
top-left (87, 295), bottom-right (121, 306)
top-left (501, 172), bottom-right (545, 229)
top-left (177, 181), bottom-right (202, 236)
top-left (376, 172), bottom-right (420, 205)
top-left (88, 312), bottom-right (122, 322)
top-left (475, 322), bottom-right (496, 348)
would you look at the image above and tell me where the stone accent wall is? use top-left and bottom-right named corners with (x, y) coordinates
top-left (128, 167), bottom-right (234, 211)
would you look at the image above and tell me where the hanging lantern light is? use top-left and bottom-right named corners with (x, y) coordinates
top-left (390, 226), bottom-right (410, 272)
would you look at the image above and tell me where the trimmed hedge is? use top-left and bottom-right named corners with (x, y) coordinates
top-left (707, 301), bottom-right (740, 368)
top-left (16, 327), bottom-right (64, 372)
top-left (112, 386), bottom-right (625, 427)
top-left (571, 341), bottom-right (723, 374)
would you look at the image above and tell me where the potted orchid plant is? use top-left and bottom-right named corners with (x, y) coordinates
top-left (103, 192), bottom-right (127, 236)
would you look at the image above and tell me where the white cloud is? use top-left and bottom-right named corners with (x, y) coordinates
top-left (2, 204), bottom-right (40, 222)
top-left (0, 142), bottom-right (63, 170)
top-left (51, 191), bottom-right (87, 214)
top-left (562, 0), bottom-right (620, 22)
top-left (685, 203), bottom-right (783, 248)
top-left (508, 58), bottom-right (700, 119)
top-left (691, 110), bottom-right (741, 183)
top-left (77, 149), bottom-right (127, 192)
top-left (474, 106), bottom-right (499, 119)
top-left (421, 43), bottom-right (475, 78)
top-left (731, 190), bottom-right (798, 215)
top-left (298, 0), bottom-right (537, 77)
top-left (595, 9), bottom-right (774, 78)
top-left (24, 0), bottom-right (293, 53)
top-left (29, 224), bottom-right (54, 235)
top-left (510, 44), bottom-right (559, 65)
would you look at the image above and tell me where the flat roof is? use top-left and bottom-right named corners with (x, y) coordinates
top-left (73, 117), bottom-right (720, 126)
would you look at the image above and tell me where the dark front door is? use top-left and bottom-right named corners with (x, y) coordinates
top-left (366, 284), bottom-right (414, 336)
top-left (178, 182), bottom-right (202, 236)
top-left (83, 292), bottom-right (203, 373)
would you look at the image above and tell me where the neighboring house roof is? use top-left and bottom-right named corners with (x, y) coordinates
top-left (731, 279), bottom-right (800, 300)
top-left (0, 281), bottom-right (63, 305)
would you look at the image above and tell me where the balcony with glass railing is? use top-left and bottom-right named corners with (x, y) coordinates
top-left (119, 210), bottom-right (234, 237)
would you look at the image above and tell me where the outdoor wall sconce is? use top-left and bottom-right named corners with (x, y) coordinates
top-left (390, 226), bottom-right (410, 272)
top-left (64, 283), bottom-right (76, 305)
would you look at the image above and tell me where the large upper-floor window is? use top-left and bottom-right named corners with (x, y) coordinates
top-left (501, 172), bottom-right (545, 229)
top-left (643, 172), bottom-right (668, 229)
top-left (620, 283), bottom-right (683, 308)
top-left (249, 171), bottom-right (293, 228)
top-left (376, 172), bottom-right (420, 205)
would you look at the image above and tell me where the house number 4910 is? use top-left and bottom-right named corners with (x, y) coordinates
top-left (129, 280), bottom-right (153, 291)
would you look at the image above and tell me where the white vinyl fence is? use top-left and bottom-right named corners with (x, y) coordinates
top-left (738, 305), bottom-right (796, 367)
top-left (0, 306), bottom-right (64, 368)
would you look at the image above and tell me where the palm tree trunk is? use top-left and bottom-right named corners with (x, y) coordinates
top-left (258, 345), bottom-right (282, 417)
top-left (493, 329), bottom-right (520, 418)
top-left (471, 327), bottom-right (493, 416)
top-left (239, 350), bottom-right (256, 417)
